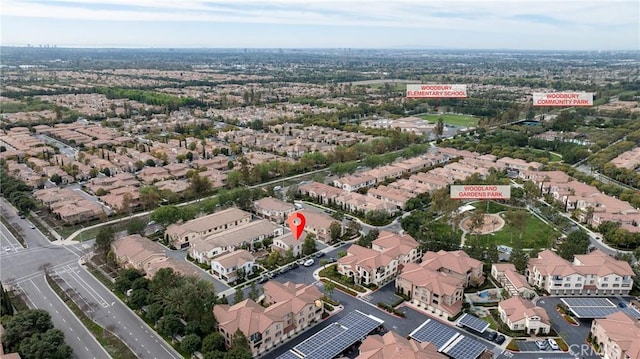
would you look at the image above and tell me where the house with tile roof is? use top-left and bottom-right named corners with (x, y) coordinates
top-left (337, 231), bottom-right (420, 286)
top-left (498, 296), bottom-right (551, 335)
top-left (526, 249), bottom-right (635, 295)
top-left (395, 250), bottom-right (484, 318)
top-left (164, 207), bottom-right (252, 249)
top-left (357, 331), bottom-right (447, 359)
top-left (213, 281), bottom-right (322, 356)
top-left (210, 249), bottom-right (255, 283)
top-left (590, 311), bottom-right (640, 359)
top-left (253, 197), bottom-right (295, 224)
top-left (491, 263), bottom-right (535, 298)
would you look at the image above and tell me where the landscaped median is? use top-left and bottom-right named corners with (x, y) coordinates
top-left (318, 264), bottom-right (367, 295)
top-left (45, 273), bottom-right (138, 359)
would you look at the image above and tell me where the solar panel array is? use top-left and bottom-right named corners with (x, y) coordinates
top-left (410, 319), bottom-right (487, 359)
top-left (458, 313), bottom-right (490, 333)
top-left (561, 298), bottom-right (615, 307)
top-left (277, 310), bottom-right (384, 359)
top-left (571, 306), bottom-right (640, 319)
top-left (443, 336), bottom-right (488, 359)
top-left (410, 319), bottom-right (458, 349)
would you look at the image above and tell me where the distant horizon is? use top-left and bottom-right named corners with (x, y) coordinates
top-left (1, 1), bottom-right (638, 51)
top-left (2, 45), bottom-right (639, 52)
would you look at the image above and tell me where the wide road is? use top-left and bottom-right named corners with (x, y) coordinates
top-left (15, 274), bottom-right (110, 359)
top-left (0, 198), bottom-right (181, 359)
top-left (1, 221), bottom-right (25, 252)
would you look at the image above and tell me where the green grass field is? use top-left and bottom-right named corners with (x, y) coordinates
top-left (478, 214), bottom-right (558, 248)
top-left (528, 148), bottom-right (563, 162)
top-left (419, 114), bottom-right (479, 127)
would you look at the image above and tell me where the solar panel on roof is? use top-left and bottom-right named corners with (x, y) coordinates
top-left (410, 319), bottom-right (459, 350)
top-left (458, 313), bottom-right (490, 333)
top-left (443, 336), bottom-right (487, 359)
top-left (281, 310), bottom-right (384, 359)
top-left (561, 298), bottom-right (615, 307)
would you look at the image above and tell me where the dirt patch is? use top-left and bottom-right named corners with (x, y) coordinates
top-left (460, 213), bottom-right (505, 234)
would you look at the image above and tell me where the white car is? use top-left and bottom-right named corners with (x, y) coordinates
top-left (547, 338), bottom-right (560, 350)
top-left (303, 259), bottom-right (315, 267)
top-left (535, 340), bottom-right (548, 350)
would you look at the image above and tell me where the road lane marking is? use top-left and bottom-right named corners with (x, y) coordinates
top-left (64, 265), bottom-right (110, 308)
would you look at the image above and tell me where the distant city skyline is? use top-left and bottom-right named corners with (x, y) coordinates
top-left (1, 0), bottom-right (639, 50)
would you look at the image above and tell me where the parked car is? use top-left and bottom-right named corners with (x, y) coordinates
top-left (303, 259), bottom-right (315, 267)
top-left (328, 257), bottom-right (336, 263)
top-left (297, 259), bottom-right (305, 265)
top-left (535, 340), bottom-right (548, 350)
top-left (279, 266), bottom-right (290, 274)
top-left (494, 335), bottom-right (506, 345)
top-left (315, 252), bottom-right (325, 258)
top-left (290, 262), bottom-right (299, 269)
top-left (258, 276), bottom-right (268, 284)
top-left (487, 331), bottom-right (498, 341)
top-left (547, 338), bottom-right (559, 350)
top-left (618, 302), bottom-right (627, 308)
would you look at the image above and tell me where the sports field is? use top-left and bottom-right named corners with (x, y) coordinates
top-left (419, 114), bottom-right (479, 127)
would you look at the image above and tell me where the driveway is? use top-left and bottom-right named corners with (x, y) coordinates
top-left (361, 282), bottom-right (403, 307)
top-left (536, 297), bottom-right (598, 359)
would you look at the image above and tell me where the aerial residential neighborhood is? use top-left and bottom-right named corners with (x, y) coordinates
top-left (1, 17), bottom-right (640, 359)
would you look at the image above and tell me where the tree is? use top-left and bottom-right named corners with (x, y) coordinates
top-left (95, 226), bottom-right (114, 255)
top-left (486, 244), bottom-right (499, 264)
top-left (158, 314), bottom-right (183, 338)
top-left (1, 282), bottom-right (14, 316)
top-left (150, 205), bottom-right (182, 226)
top-left (434, 117), bottom-right (445, 139)
top-left (347, 220), bottom-right (361, 236)
top-left (127, 218), bottom-right (146, 235)
top-left (248, 282), bottom-right (260, 301)
top-left (510, 240), bottom-right (528, 273)
top-left (18, 328), bottom-right (73, 359)
top-left (558, 230), bottom-right (590, 261)
top-left (139, 186), bottom-right (160, 210)
top-left (357, 229), bottom-right (379, 248)
top-left (181, 334), bottom-right (202, 354)
top-left (50, 174), bottom-right (63, 185)
top-left (129, 289), bottom-right (149, 310)
top-left (146, 302), bottom-right (164, 325)
top-left (329, 222), bottom-right (342, 243)
top-left (234, 288), bottom-right (245, 304)
top-left (302, 233), bottom-right (317, 256)
top-left (231, 329), bottom-right (251, 353)
top-left (201, 332), bottom-right (226, 354)
top-left (189, 174), bottom-right (212, 199)
top-left (324, 282), bottom-right (335, 300)
top-left (2, 309), bottom-right (54, 353)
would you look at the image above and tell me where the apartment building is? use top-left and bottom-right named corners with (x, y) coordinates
top-left (164, 207), bottom-right (252, 248)
top-left (210, 249), bottom-right (255, 283)
top-left (189, 219), bottom-right (281, 263)
top-left (590, 311), bottom-right (640, 359)
top-left (337, 231), bottom-right (420, 286)
top-left (253, 197), bottom-right (295, 224)
top-left (296, 209), bottom-right (340, 243)
top-left (395, 250), bottom-right (484, 317)
top-left (498, 297), bottom-right (551, 335)
top-left (111, 234), bottom-right (200, 278)
top-left (491, 263), bottom-right (535, 298)
top-left (526, 250), bottom-right (635, 296)
top-left (213, 281), bottom-right (322, 357)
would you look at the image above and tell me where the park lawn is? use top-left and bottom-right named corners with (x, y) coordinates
top-left (528, 148), bottom-right (563, 162)
top-left (478, 214), bottom-right (558, 248)
top-left (419, 114), bottom-right (479, 127)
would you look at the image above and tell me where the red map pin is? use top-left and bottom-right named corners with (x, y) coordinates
top-left (288, 212), bottom-right (306, 240)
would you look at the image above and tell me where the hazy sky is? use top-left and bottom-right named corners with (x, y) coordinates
top-left (1, 0), bottom-right (639, 50)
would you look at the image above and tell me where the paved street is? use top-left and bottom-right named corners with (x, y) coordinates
top-left (1, 221), bottom-right (25, 252)
top-left (0, 198), bottom-right (180, 359)
top-left (16, 274), bottom-right (109, 359)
